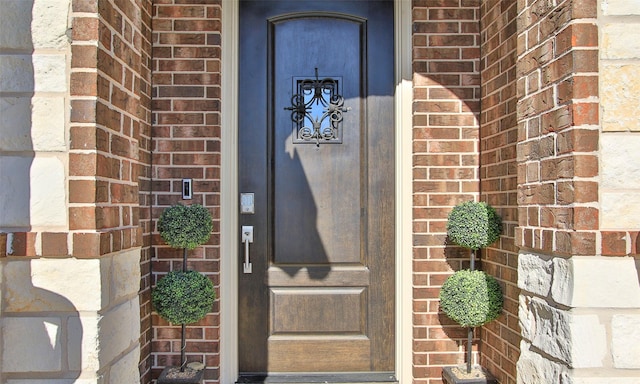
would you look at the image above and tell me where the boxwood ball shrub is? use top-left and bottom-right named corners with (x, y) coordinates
top-left (439, 269), bottom-right (503, 328)
top-left (152, 270), bottom-right (216, 325)
top-left (447, 201), bottom-right (502, 250)
top-left (158, 204), bottom-right (213, 250)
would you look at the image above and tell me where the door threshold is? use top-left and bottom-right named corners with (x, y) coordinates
top-left (236, 373), bottom-right (398, 384)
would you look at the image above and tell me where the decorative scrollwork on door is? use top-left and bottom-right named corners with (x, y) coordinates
top-left (285, 68), bottom-right (350, 147)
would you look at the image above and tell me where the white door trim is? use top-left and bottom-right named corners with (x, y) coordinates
top-left (220, 1), bottom-right (240, 383)
top-left (220, 1), bottom-right (413, 382)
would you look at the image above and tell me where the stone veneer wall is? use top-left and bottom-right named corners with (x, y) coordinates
top-left (150, 1), bottom-right (223, 382)
top-left (516, 0), bottom-right (640, 383)
top-left (0, 0), bottom-right (152, 382)
top-left (411, 1), bottom-right (483, 382)
top-left (479, 0), bottom-right (520, 382)
top-left (599, 0), bottom-right (640, 234)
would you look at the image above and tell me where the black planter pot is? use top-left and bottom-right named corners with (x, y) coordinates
top-left (157, 366), bottom-right (205, 384)
top-left (442, 366), bottom-right (498, 384)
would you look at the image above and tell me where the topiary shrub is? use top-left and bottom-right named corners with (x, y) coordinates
top-left (439, 269), bottom-right (503, 328)
top-left (152, 270), bottom-right (216, 325)
top-left (158, 204), bottom-right (213, 250)
top-left (446, 201), bottom-right (502, 250)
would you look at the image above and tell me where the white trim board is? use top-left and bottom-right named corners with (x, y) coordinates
top-left (220, 1), bottom-right (413, 382)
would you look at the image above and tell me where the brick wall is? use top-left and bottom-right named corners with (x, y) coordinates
top-left (479, 0), bottom-right (520, 383)
top-left (73, 0), bottom-right (154, 379)
top-left (69, 0), bottom-right (148, 256)
top-left (515, 0), bottom-right (600, 257)
top-left (411, 0), bottom-right (482, 382)
top-left (150, 1), bottom-right (223, 382)
top-left (71, 0), bottom-right (153, 379)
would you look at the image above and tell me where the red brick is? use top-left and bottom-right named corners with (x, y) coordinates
top-left (71, 72), bottom-right (98, 96)
top-left (156, 5), bottom-right (205, 18)
top-left (573, 155), bottom-right (598, 177)
top-left (70, 99), bottom-right (97, 123)
top-left (571, 0), bottom-right (597, 18)
top-left (70, 180), bottom-right (98, 204)
top-left (69, 153), bottom-right (97, 176)
top-left (557, 128), bottom-right (599, 154)
top-left (111, 183), bottom-right (139, 204)
top-left (428, 34), bottom-right (475, 47)
top-left (72, 17), bottom-right (100, 41)
top-left (8, 232), bottom-right (37, 256)
top-left (572, 102), bottom-right (599, 126)
top-left (174, 19), bottom-right (221, 32)
top-left (602, 231), bottom-right (627, 256)
top-left (573, 207), bottom-right (598, 230)
top-left (629, 232), bottom-right (640, 256)
top-left (566, 231), bottom-right (597, 255)
top-left (70, 207), bottom-right (97, 230)
top-left (556, 23), bottom-right (598, 55)
top-left (42, 233), bottom-right (69, 257)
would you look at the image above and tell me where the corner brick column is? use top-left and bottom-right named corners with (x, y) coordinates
top-left (70, 0), bottom-right (153, 382)
top-left (516, 0), bottom-right (640, 382)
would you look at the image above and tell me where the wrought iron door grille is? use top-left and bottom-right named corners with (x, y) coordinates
top-left (285, 69), bottom-right (349, 147)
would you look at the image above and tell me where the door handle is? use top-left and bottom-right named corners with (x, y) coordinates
top-left (242, 226), bottom-right (254, 274)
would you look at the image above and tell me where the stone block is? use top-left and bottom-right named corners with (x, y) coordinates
top-left (554, 256), bottom-right (640, 308)
top-left (66, 316), bottom-right (83, 372)
top-left (569, 314), bottom-right (607, 368)
top-left (601, 23), bottom-right (640, 59)
top-left (31, 97), bottom-right (67, 151)
top-left (551, 257), bottom-right (572, 306)
top-left (601, 133), bottom-right (640, 189)
top-left (30, 156), bottom-right (67, 228)
top-left (0, 0), bottom-right (70, 50)
top-left (0, 96), bottom-right (66, 152)
top-left (31, 258), bottom-right (104, 311)
top-left (98, 298), bottom-right (140, 367)
top-left (2, 317), bottom-right (62, 372)
top-left (72, 315), bottom-right (103, 374)
top-left (0, 54), bottom-right (66, 93)
top-left (520, 294), bottom-right (604, 368)
top-left (33, 54), bottom-right (68, 93)
top-left (602, 192), bottom-right (640, 230)
top-left (516, 340), bottom-right (570, 384)
top-left (518, 295), bottom-right (535, 341)
top-left (601, 64), bottom-right (640, 132)
top-left (611, 314), bottom-right (640, 368)
top-left (0, 0), bottom-right (33, 50)
top-left (3, 258), bottom-right (104, 312)
top-left (0, 157), bottom-right (66, 229)
top-left (518, 252), bottom-right (552, 296)
top-left (30, 0), bottom-right (72, 49)
top-left (109, 249), bottom-right (142, 303)
top-left (601, 0), bottom-right (640, 16)
top-left (528, 297), bottom-right (572, 364)
top-left (0, 156), bottom-right (31, 228)
top-left (108, 347), bottom-right (141, 384)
